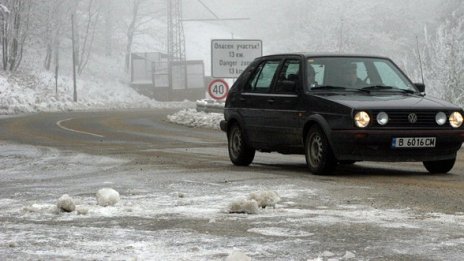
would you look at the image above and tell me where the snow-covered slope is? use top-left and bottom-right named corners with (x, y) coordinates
top-left (0, 70), bottom-right (192, 115)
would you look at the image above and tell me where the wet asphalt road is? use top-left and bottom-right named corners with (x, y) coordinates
top-left (1, 109), bottom-right (464, 260)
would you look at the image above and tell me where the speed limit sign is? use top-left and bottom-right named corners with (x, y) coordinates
top-left (208, 79), bottom-right (229, 100)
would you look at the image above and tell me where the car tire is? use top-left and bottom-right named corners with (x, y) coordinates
top-left (305, 125), bottom-right (336, 175)
top-left (423, 158), bottom-right (455, 174)
top-left (228, 124), bottom-right (255, 166)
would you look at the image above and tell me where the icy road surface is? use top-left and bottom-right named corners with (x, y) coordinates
top-left (1, 110), bottom-right (464, 260)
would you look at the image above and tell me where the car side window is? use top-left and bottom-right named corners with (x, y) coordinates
top-left (246, 60), bottom-right (280, 93)
top-left (282, 60), bottom-right (300, 79)
top-left (275, 59), bottom-right (300, 93)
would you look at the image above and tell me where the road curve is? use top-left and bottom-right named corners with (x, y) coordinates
top-left (0, 110), bottom-right (463, 210)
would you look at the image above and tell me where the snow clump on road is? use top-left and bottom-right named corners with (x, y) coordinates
top-left (227, 198), bottom-right (259, 214)
top-left (23, 203), bottom-right (57, 214)
top-left (225, 251), bottom-right (252, 261)
top-left (167, 108), bottom-right (223, 129)
top-left (248, 191), bottom-right (280, 208)
top-left (96, 188), bottom-right (120, 207)
top-left (57, 194), bottom-right (76, 212)
top-left (76, 205), bottom-right (89, 215)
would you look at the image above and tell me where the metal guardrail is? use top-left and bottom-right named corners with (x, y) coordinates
top-left (196, 99), bottom-right (225, 113)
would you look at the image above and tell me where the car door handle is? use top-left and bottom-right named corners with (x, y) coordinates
top-left (267, 98), bottom-right (275, 104)
top-left (239, 97), bottom-right (246, 102)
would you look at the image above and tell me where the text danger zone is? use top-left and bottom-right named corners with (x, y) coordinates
top-left (211, 39), bottom-right (262, 78)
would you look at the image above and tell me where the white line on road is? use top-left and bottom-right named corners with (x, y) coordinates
top-left (182, 179), bottom-right (223, 187)
top-left (56, 118), bottom-right (105, 138)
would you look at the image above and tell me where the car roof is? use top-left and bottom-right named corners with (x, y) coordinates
top-left (258, 53), bottom-right (390, 60)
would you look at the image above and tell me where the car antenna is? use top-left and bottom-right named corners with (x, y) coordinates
top-left (416, 35), bottom-right (425, 84)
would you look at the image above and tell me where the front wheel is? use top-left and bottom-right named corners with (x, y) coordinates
top-left (423, 158), bottom-right (455, 174)
top-left (228, 124), bottom-right (255, 166)
top-left (305, 125), bottom-right (336, 175)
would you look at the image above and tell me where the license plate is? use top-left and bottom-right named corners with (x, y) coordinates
top-left (392, 137), bottom-right (436, 148)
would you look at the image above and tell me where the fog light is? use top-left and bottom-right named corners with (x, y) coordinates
top-left (449, 112), bottom-right (463, 128)
top-left (435, 112), bottom-right (447, 125)
top-left (376, 112), bottom-right (389, 126)
top-left (354, 111), bottom-right (370, 128)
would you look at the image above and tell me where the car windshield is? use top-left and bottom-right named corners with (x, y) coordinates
top-left (306, 57), bottom-right (416, 93)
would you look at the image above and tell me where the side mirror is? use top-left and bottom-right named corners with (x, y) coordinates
top-left (414, 83), bottom-right (425, 93)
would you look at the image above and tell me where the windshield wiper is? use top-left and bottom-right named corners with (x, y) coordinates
top-left (311, 86), bottom-right (369, 93)
top-left (311, 85), bottom-right (346, 90)
top-left (395, 89), bottom-right (416, 94)
top-left (361, 85), bottom-right (416, 94)
top-left (361, 85), bottom-right (395, 91)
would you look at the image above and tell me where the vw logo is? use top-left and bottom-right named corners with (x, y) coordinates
top-left (408, 113), bottom-right (418, 123)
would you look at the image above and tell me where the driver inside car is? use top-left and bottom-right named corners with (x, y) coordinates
top-left (307, 65), bottom-right (318, 87)
top-left (341, 63), bottom-right (364, 88)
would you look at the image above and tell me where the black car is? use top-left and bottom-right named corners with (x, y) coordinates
top-left (220, 54), bottom-right (464, 174)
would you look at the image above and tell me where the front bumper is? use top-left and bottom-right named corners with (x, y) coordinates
top-left (331, 129), bottom-right (464, 161)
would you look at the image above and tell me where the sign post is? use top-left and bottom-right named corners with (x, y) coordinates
top-left (211, 39), bottom-right (262, 78)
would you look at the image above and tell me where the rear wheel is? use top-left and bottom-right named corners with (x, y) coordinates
top-left (305, 125), bottom-right (336, 175)
top-left (228, 124), bottom-right (255, 166)
top-left (423, 158), bottom-right (455, 174)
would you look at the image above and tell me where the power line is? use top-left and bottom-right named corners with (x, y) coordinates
top-left (197, 0), bottom-right (219, 19)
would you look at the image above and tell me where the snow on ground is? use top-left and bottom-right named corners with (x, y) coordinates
top-left (0, 70), bottom-right (193, 115)
top-left (2, 143), bottom-right (464, 259)
top-left (167, 108), bottom-right (223, 129)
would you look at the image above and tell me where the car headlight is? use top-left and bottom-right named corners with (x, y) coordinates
top-left (354, 111), bottom-right (370, 128)
top-left (376, 112), bottom-right (389, 126)
top-left (435, 112), bottom-right (447, 126)
top-left (449, 112), bottom-right (463, 128)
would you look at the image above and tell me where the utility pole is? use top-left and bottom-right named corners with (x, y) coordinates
top-left (167, 0), bottom-right (249, 93)
top-left (71, 14), bottom-right (77, 102)
top-left (55, 36), bottom-right (59, 97)
top-left (167, 0), bottom-right (187, 92)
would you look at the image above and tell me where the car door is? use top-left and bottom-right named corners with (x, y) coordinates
top-left (267, 58), bottom-right (303, 148)
top-left (240, 59), bottom-right (282, 146)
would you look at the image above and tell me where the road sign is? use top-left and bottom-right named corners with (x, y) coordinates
top-left (208, 79), bottom-right (229, 100)
top-left (211, 39), bottom-right (262, 78)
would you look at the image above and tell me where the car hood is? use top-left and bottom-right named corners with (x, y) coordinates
top-left (315, 93), bottom-right (461, 110)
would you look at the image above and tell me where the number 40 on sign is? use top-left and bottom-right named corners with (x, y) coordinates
top-left (208, 79), bottom-right (229, 100)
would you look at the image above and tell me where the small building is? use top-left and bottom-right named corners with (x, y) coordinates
top-left (130, 52), bottom-right (206, 101)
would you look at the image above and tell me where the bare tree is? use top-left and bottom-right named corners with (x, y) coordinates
top-left (0, 0), bottom-right (32, 71)
top-left (103, 0), bottom-right (113, 56)
top-left (124, 0), bottom-right (163, 72)
top-left (75, 0), bottom-right (101, 75)
top-left (0, 3), bottom-right (9, 70)
top-left (42, 0), bottom-right (67, 71)
top-left (125, 0), bottom-right (143, 72)
top-left (421, 3), bottom-right (464, 105)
